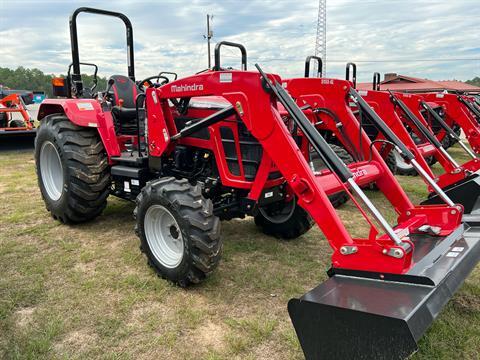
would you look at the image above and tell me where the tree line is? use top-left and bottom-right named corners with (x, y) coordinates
top-left (0, 66), bottom-right (107, 97)
top-left (466, 77), bottom-right (480, 87)
top-left (0, 66), bottom-right (478, 97)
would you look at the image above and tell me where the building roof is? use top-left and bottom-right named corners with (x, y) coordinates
top-left (357, 74), bottom-right (480, 93)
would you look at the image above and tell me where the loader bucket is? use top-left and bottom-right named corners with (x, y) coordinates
top-left (421, 173), bottom-right (480, 219)
top-left (288, 222), bottom-right (480, 359)
top-left (0, 129), bottom-right (36, 150)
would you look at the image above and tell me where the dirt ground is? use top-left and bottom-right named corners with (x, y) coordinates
top-left (0, 145), bottom-right (479, 359)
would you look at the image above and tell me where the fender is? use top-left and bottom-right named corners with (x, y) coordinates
top-left (38, 98), bottom-right (121, 157)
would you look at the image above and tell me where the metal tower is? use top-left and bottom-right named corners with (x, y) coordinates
top-left (315, 0), bottom-right (326, 75)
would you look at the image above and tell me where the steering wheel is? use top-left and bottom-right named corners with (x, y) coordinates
top-left (137, 75), bottom-right (170, 91)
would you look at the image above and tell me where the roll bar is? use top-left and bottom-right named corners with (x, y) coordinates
top-left (69, 7), bottom-right (135, 96)
top-left (345, 62), bottom-right (357, 89)
top-left (373, 72), bottom-right (381, 91)
top-left (304, 56), bottom-right (323, 78)
top-left (213, 41), bottom-right (247, 71)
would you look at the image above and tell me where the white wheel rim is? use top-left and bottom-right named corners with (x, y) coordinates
top-left (144, 205), bottom-right (184, 268)
top-left (393, 150), bottom-right (413, 171)
top-left (40, 141), bottom-right (64, 201)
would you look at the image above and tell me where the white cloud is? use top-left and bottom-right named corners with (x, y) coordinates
top-left (0, 0), bottom-right (478, 82)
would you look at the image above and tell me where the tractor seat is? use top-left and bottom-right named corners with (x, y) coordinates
top-left (108, 75), bottom-right (143, 135)
top-left (109, 75), bottom-right (139, 108)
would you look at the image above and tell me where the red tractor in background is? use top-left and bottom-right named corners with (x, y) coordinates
top-left (299, 58), bottom-right (480, 216)
top-left (35, 7), bottom-right (480, 359)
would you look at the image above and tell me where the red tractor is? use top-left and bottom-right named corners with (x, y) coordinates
top-left (35, 8), bottom-right (480, 359)
top-left (297, 58), bottom-right (480, 216)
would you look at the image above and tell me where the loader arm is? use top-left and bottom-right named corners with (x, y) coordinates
top-left (420, 93), bottom-right (480, 154)
top-left (394, 93), bottom-right (480, 190)
top-left (357, 90), bottom-right (437, 179)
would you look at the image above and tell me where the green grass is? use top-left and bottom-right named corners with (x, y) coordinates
top-left (0, 146), bottom-right (479, 359)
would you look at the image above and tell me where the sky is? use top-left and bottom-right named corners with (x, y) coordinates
top-left (0, 0), bottom-right (479, 82)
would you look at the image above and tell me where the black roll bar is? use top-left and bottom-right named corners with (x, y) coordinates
top-left (304, 56), bottom-right (323, 78)
top-left (345, 63), bottom-right (357, 89)
top-left (213, 41), bottom-right (247, 71)
top-left (373, 72), bottom-right (381, 91)
top-left (70, 7), bottom-right (135, 96)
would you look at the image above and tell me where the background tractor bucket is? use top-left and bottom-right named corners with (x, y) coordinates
top-left (289, 223), bottom-right (480, 360)
top-left (422, 173), bottom-right (480, 218)
top-left (0, 129), bottom-right (36, 138)
top-left (0, 129), bottom-right (36, 150)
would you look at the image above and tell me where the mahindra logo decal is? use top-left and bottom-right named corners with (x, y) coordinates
top-left (352, 169), bottom-right (367, 179)
top-left (171, 83), bottom-right (204, 93)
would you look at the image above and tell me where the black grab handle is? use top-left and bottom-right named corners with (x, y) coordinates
top-left (213, 41), bottom-right (247, 71)
top-left (373, 72), bottom-right (381, 91)
top-left (345, 63), bottom-right (357, 89)
top-left (304, 56), bottom-right (323, 78)
top-left (67, 62), bottom-right (98, 92)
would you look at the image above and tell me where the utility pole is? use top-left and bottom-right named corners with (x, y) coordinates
top-left (205, 14), bottom-right (214, 69)
top-left (315, 0), bottom-right (327, 75)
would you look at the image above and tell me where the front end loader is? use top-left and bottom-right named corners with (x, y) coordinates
top-left (300, 58), bottom-right (480, 219)
top-left (34, 8), bottom-right (480, 360)
top-left (0, 93), bottom-right (36, 139)
top-left (360, 89), bottom-right (480, 219)
top-left (420, 92), bottom-right (480, 154)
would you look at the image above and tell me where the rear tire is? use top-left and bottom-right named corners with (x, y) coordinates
top-left (135, 178), bottom-right (222, 287)
top-left (254, 198), bottom-right (314, 240)
top-left (35, 114), bottom-right (110, 223)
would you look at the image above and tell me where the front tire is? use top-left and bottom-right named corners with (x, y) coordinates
top-left (35, 114), bottom-right (110, 223)
top-left (392, 149), bottom-right (417, 176)
top-left (392, 133), bottom-right (422, 176)
top-left (135, 178), bottom-right (222, 287)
